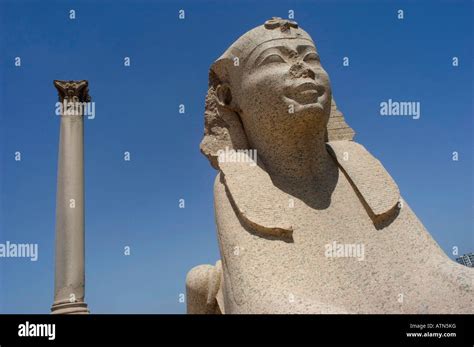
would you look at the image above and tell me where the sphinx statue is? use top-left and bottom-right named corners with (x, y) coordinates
top-left (186, 18), bottom-right (473, 314)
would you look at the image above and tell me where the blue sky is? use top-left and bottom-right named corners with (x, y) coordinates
top-left (0, 0), bottom-right (472, 313)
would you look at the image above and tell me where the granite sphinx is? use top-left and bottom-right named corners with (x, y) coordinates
top-left (186, 18), bottom-right (473, 314)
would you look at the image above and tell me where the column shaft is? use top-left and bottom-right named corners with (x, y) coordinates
top-left (51, 80), bottom-right (90, 314)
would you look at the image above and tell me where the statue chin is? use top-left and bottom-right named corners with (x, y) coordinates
top-left (187, 17), bottom-right (474, 315)
top-left (283, 95), bottom-right (329, 118)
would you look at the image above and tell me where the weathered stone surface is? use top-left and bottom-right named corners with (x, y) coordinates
top-left (187, 18), bottom-right (473, 314)
top-left (186, 261), bottom-right (222, 314)
top-left (327, 140), bottom-right (400, 221)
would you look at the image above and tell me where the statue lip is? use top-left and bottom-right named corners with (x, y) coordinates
top-left (294, 81), bottom-right (318, 92)
top-left (294, 82), bottom-right (325, 95)
top-left (285, 82), bottom-right (325, 105)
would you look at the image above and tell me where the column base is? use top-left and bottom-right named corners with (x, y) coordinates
top-left (51, 301), bottom-right (89, 314)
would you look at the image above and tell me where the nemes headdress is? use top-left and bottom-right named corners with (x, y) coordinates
top-left (218, 17), bottom-right (313, 64)
top-left (201, 17), bottom-right (355, 169)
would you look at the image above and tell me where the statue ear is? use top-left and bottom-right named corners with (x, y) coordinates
top-left (210, 59), bottom-right (240, 112)
top-left (215, 83), bottom-right (233, 108)
top-left (200, 59), bottom-right (250, 170)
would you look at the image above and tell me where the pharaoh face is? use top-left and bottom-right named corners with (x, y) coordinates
top-left (231, 38), bottom-right (332, 145)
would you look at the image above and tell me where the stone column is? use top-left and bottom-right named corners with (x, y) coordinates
top-left (51, 80), bottom-right (90, 314)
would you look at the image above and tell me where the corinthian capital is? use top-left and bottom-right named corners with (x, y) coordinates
top-left (54, 80), bottom-right (91, 103)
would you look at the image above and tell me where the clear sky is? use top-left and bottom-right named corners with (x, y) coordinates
top-left (0, 0), bottom-right (472, 313)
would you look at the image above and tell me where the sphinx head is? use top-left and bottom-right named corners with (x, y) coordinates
top-left (201, 18), bottom-right (333, 169)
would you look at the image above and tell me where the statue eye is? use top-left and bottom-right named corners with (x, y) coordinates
top-left (261, 54), bottom-right (285, 65)
top-left (303, 52), bottom-right (319, 63)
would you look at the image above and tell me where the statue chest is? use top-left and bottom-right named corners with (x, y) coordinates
top-left (216, 172), bottom-right (385, 307)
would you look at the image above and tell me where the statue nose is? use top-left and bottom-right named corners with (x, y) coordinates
top-left (289, 62), bottom-right (316, 79)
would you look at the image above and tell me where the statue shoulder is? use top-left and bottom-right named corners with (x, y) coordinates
top-left (213, 141), bottom-right (402, 239)
top-left (326, 140), bottom-right (400, 227)
top-left (214, 164), bottom-right (293, 242)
